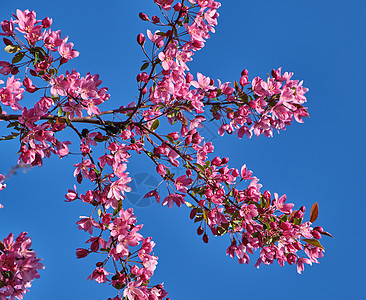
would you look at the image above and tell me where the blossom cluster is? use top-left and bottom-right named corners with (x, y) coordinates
top-left (0, 0), bottom-right (330, 299)
top-left (0, 232), bottom-right (44, 300)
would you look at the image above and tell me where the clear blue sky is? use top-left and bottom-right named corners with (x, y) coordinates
top-left (0, 1), bottom-right (365, 299)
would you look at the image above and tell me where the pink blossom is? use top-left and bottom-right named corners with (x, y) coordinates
top-left (144, 190), bottom-right (161, 203)
top-left (162, 193), bottom-right (186, 208)
top-left (58, 36), bottom-right (79, 60)
top-left (274, 193), bottom-right (294, 215)
top-left (297, 257), bottom-right (312, 274)
top-left (87, 267), bottom-right (109, 283)
top-left (174, 175), bottom-right (193, 193)
top-left (0, 61), bottom-right (12, 75)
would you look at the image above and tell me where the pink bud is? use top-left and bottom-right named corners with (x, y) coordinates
top-left (186, 72), bottom-right (193, 83)
top-left (263, 190), bottom-right (271, 201)
top-left (294, 210), bottom-right (303, 219)
top-left (152, 16), bottom-right (160, 24)
top-left (232, 169), bottom-right (239, 177)
top-left (42, 17), bottom-right (52, 28)
top-left (221, 157), bottom-right (229, 164)
top-left (0, 20), bottom-right (14, 36)
top-left (173, 3), bottom-right (182, 11)
top-left (312, 230), bottom-right (322, 239)
top-left (168, 132), bottom-right (179, 140)
top-left (76, 248), bottom-right (90, 259)
top-left (137, 33), bottom-right (145, 46)
top-left (240, 75), bottom-right (248, 86)
top-left (203, 233), bottom-right (209, 243)
top-left (211, 156), bottom-right (221, 166)
top-left (142, 87), bottom-right (147, 95)
top-left (139, 12), bottom-right (149, 21)
top-left (241, 69), bottom-right (248, 76)
top-left (156, 164), bottom-right (166, 177)
top-left (197, 226), bottom-right (204, 235)
top-left (23, 77), bottom-right (37, 93)
top-left (314, 226), bottom-right (323, 233)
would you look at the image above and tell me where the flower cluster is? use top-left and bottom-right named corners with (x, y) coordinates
top-left (0, 232), bottom-right (44, 300)
top-left (0, 0), bottom-right (330, 299)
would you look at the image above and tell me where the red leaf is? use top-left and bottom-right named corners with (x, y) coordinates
top-left (310, 202), bottom-right (319, 223)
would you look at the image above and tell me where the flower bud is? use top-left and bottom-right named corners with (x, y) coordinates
top-left (241, 69), bottom-right (248, 76)
top-left (221, 157), bottom-right (229, 164)
top-left (173, 3), bottom-right (182, 11)
top-left (76, 248), bottom-right (90, 259)
top-left (314, 226), bottom-right (323, 233)
top-left (203, 233), bottom-right (209, 243)
top-left (240, 75), bottom-right (248, 86)
top-left (186, 72), bottom-right (193, 83)
top-left (0, 20), bottom-right (14, 36)
top-left (312, 230), bottom-right (322, 239)
top-left (152, 16), bottom-right (160, 24)
top-left (137, 33), bottom-right (145, 46)
top-left (42, 17), bottom-right (52, 28)
top-left (232, 169), bottom-right (239, 177)
top-left (139, 12), bottom-right (149, 21)
top-left (294, 210), bottom-right (303, 219)
top-left (263, 190), bottom-right (271, 201)
top-left (197, 226), bottom-right (204, 235)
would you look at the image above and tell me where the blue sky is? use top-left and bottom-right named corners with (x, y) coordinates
top-left (0, 0), bottom-right (365, 299)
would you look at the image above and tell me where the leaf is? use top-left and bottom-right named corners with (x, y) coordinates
top-left (7, 121), bottom-right (19, 128)
top-left (202, 210), bottom-right (208, 223)
top-left (321, 231), bottom-right (334, 238)
top-left (5, 45), bottom-right (21, 53)
top-left (140, 62), bottom-right (149, 71)
top-left (310, 202), bottom-right (319, 223)
top-left (185, 201), bottom-right (194, 208)
top-left (193, 163), bottom-right (205, 173)
top-left (151, 119), bottom-right (160, 131)
top-left (57, 107), bottom-right (63, 117)
top-left (302, 238), bottom-right (325, 250)
top-left (12, 52), bottom-right (25, 64)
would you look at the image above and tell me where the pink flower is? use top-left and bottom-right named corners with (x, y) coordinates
top-left (87, 267), bottom-right (109, 283)
top-left (297, 257), bottom-right (312, 274)
top-left (143, 190), bottom-right (160, 203)
top-left (107, 175), bottom-right (132, 200)
top-left (0, 19), bottom-right (14, 36)
top-left (123, 279), bottom-right (148, 300)
top-left (58, 36), bottom-right (79, 60)
top-left (162, 193), bottom-right (186, 208)
top-left (274, 193), bottom-right (294, 215)
top-left (154, 0), bottom-right (174, 10)
top-left (174, 175), bottom-right (193, 193)
top-left (191, 72), bottom-right (214, 92)
top-left (0, 61), bottom-right (12, 75)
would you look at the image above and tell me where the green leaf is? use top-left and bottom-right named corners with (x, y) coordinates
top-left (0, 132), bottom-right (20, 141)
top-left (302, 238), bottom-right (325, 250)
top-left (12, 52), bottom-right (25, 64)
top-left (7, 121), bottom-right (19, 128)
top-left (193, 163), bottom-right (205, 173)
top-left (156, 32), bottom-right (166, 36)
top-left (151, 119), bottom-right (160, 131)
top-left (97, 209), bottom-right (102, 217)
top-left (5, 45), bottom-right (21, 53)
top-left (57, 107), bottom-right (63, 117)
top-left (140, 62), bottom-right (149, 71)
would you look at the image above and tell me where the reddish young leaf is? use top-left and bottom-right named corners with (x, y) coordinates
top-left (310, 202), bottom-right (319, 223)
